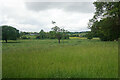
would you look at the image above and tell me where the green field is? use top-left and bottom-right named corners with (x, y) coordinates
top-left (2, 38), bottom-right (118, 78)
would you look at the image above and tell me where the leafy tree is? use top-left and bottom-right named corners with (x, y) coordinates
top-left (51, 21), bottom-right (62, 43)
top-left (51, 26), bottom-right (61, 32)
top-left (51, 21), bottom-right (69, 43)
top-left (48, 31), bottom-right (56, 39)
top-left (61, 29), bottom-right (69, 39)
top-left (36, 29), bottom-right (47, 39)
top-left (87, 32), bottom-right (93, 40)
top-left (56, 32), bottom-right (62, 43)
top-left (39, 29), bottom-right (46, 39)
top-left (88, 1), bottom-right (120, 41)
top-left (1, 25), bottom-right (20, 43)
top-left (51, 26), bottom-right (62, 43)
top-left (36, 36), bottom-right (40, 39)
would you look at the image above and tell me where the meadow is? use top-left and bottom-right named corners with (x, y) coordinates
top-left (2, 38), bottom-right (118, 78)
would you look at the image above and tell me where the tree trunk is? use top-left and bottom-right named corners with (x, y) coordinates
top-left (5, 39), bottom-right (7, 43)
top-left (58, 39), bottom-right (60, 44)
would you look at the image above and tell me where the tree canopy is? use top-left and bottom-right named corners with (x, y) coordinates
top-left (1, 25), bottom-right (20, 43)
top-left (88, 1), bottom-right (120, 41)
top-left (51, 21), bottom-right (69, 43)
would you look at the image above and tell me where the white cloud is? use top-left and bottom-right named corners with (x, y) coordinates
top-left (0, 0), bottom-right (95, 32)
top-left (25, 2), bottom-right (95, 13)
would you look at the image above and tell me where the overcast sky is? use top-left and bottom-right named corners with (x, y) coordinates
top-left (0, 0), bottom-right (95, 32)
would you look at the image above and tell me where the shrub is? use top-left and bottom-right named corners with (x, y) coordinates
top-left (21, 36), bottom-right (30, 39)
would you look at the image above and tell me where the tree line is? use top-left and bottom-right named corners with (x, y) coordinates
top-left (87, 1), bottom-right (120, 41)
top-left (0, 21), bottom-right (70, 43)
top-left (0, 24), bottom-right (89, 43)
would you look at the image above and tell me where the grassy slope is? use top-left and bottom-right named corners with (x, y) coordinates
top-left (2, 39), bottom-right (118, 78)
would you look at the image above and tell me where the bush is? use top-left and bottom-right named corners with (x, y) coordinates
top-left (87, 32), bottom-right (93, 40)
top-left (36, 36), bottom-right (40, 39)
top-left (99, 34), bottom-right (114, 41)
top-left (21, 36), bottom-right (30, 39)
top-left (62, 35), bottom-right (69, 39)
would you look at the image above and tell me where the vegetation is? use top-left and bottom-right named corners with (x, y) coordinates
top-left (2, 39), bottom-right (118, 78)
top-left (35, 28), bottom-right (69, 42)
top-left (1, 1), bottom-right (119, 78)
top-left (86, 32), bottom-right (93, 40)
top-left (1, 25), bottom-right (19, 43)
top-left (88, 1), bottom-right (120, 41)
top-left (38, 29), bottom-right (46, 39)
top-left (51, 21), bottom-right (69, 43)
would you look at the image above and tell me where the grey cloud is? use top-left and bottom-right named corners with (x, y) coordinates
top-left (0, 0), bottom-right (94, 32)
top-left (25, 2), bottom-right (95, 13)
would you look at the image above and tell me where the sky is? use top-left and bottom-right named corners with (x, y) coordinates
top-left (0, 0), bottom-right (96, 32)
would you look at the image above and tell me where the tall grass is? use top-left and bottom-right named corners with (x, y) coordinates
top-left (2, 39), bottom-right (118, 78)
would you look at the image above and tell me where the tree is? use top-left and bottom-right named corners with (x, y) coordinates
top-left (88, 1), bottom-right (120, 41)
top-left (36, 29), bottom-right (47, 39)
top-left (51, 21), bottom-right (63, 43)
top-left (87, 32), bottom-right (93, 40)
top-left (51, 26), bottom-right (62, 43)
top-left (51, 26), bottom-right (61, 32)
top-left (48, 31), bottom-right (56, 39)
top-left (39, 29), bottom-right (46, 39)
top-left (1, 25), bottom-right (20, 43)
top-left (56, 32), bottom-right (62, 43)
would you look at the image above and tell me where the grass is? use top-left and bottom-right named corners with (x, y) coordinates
top-left (2, 38), bottom-right (118, 78)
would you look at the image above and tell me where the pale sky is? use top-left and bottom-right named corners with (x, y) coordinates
top-left (0, 0), bottom-right (96, 32)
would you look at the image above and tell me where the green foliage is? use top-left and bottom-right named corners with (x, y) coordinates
top-left (51, 26), bottom-right (70, 43)
top-left (87, 32), bottom-right (93, 40)
top-left (48, 31), bottom-right (56, 39)
top-left (98, 17), bottom-right (119, 41)
top-left (70, 34), bottom-right (79, 37)
top-left (1, 25), bottom-right (20, 43)
top-left (35, 26), bottom-right (69, 41)
top-left (39, 30), bottom-right (45, 37)
top-left (21, 36), bottom-right (30, 39)
top-left (51, 26), bottom-right (61, 32)
top-left (88, 2), bottom-right (120, 41)
top-left (38, 29), bottom-right (46, 39)
top-left (51, 21), bottom-right (70, 43)
top-left (62, 34), bottom-right (69, 39)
